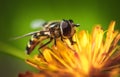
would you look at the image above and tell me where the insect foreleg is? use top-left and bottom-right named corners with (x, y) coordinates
top-left (69, 37), bottom-right (76, 45)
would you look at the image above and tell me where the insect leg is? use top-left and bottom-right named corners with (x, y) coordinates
top-left (38, 38), bottom-right (53, 50)
top-left (60, 34), bottom-right (65, 42)
top-left (69, 37), bottom-right (76, 45)
top-left (54, 37), bottom-right (57, 46)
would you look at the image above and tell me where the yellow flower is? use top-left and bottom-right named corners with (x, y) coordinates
top-left (19, 21), bottom-right (120, 77)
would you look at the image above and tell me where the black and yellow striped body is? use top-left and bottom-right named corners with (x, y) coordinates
top-left (25, 19), bottom-right (79, 54)
top-left (26, 32), bottom-right (49, 54)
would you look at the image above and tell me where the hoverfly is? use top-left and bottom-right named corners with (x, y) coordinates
top-left (15, 19), bottom-right (79, 54)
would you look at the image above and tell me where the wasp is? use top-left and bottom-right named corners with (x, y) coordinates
top-left (15, 19), bottom-right (79, 54)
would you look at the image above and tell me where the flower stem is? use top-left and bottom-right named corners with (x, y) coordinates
top-left (0, 42), bottom-right (27, 60)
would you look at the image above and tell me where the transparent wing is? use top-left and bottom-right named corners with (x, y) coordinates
top-left (10, 31), bottom-right (40, 40)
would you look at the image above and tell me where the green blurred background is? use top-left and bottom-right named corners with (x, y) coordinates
top-left (0, 0), bottom-right (120, 77)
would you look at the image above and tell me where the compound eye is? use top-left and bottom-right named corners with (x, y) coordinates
top-left (61, 21), bottom-right (71, 36)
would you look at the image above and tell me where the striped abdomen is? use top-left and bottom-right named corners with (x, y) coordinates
top-left (26, 32), bottom-right (49, 54)
top-left (26, 34), bottom-right (40, 54)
